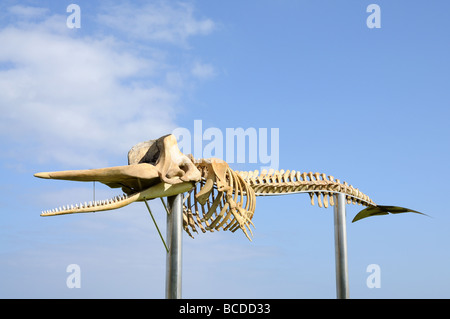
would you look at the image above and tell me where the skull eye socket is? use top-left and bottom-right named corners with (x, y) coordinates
top-left (137, 143), bottom-right (160, 165)
top-left (148, 148), bottom-right (160, 165)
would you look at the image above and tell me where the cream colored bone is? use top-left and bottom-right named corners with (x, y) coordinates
top-left (127, 134), bottom-right (201, 185)
top-left (35, 134), bottom-right (201, 217)
top-left (235, 170), bottom-right (376, 209)
top-left (35, 133), bottom-right (383, 241)
top-left (183, 158), bottom-right (256, 241)
top-left (40, 182), bottom-right (195, 216)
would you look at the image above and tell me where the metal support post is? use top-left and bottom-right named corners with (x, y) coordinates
top-left (165, 193), bottom-right (183, 299)
top-left (334, 193), bottom-right (349, 299)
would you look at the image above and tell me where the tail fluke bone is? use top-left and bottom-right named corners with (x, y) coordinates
top-left (352, 205), bottom-right (427, 223)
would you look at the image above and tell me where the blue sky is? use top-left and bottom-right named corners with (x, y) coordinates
top-left (0, 0), bottom-right (449, 298)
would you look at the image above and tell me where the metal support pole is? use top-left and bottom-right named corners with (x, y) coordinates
top-left (334, 193), bottom-right (349, 299)
top-left (165, 193), bottom-right (183, 299)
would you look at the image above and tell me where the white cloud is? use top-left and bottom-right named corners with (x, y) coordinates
top-left (7, 5), bottom-right (49, 18)
top-left (97, 2), bottom-right (215, 46)
top-left (191, 61), bottom-right (217, 80)
top-left (0, 4), bottom-right (216, 167)
top-left (0, 25), bottom-right (173, 166)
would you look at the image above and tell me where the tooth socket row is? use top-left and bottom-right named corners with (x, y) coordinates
top-left (41, 194), bottom-right (129, 215)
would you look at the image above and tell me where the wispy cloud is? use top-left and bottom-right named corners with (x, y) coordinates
top-left (0, 3), bottom-right (216, 167)
top-left (191, 61), bottom-right (217, 80)
top-left (97, 2), bottom-right (215, 46)
top-left (7, 5), bottom-right (49, 18)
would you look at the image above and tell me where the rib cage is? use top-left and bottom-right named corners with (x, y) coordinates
top-left (182, 160), bottom-right (256, 240)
